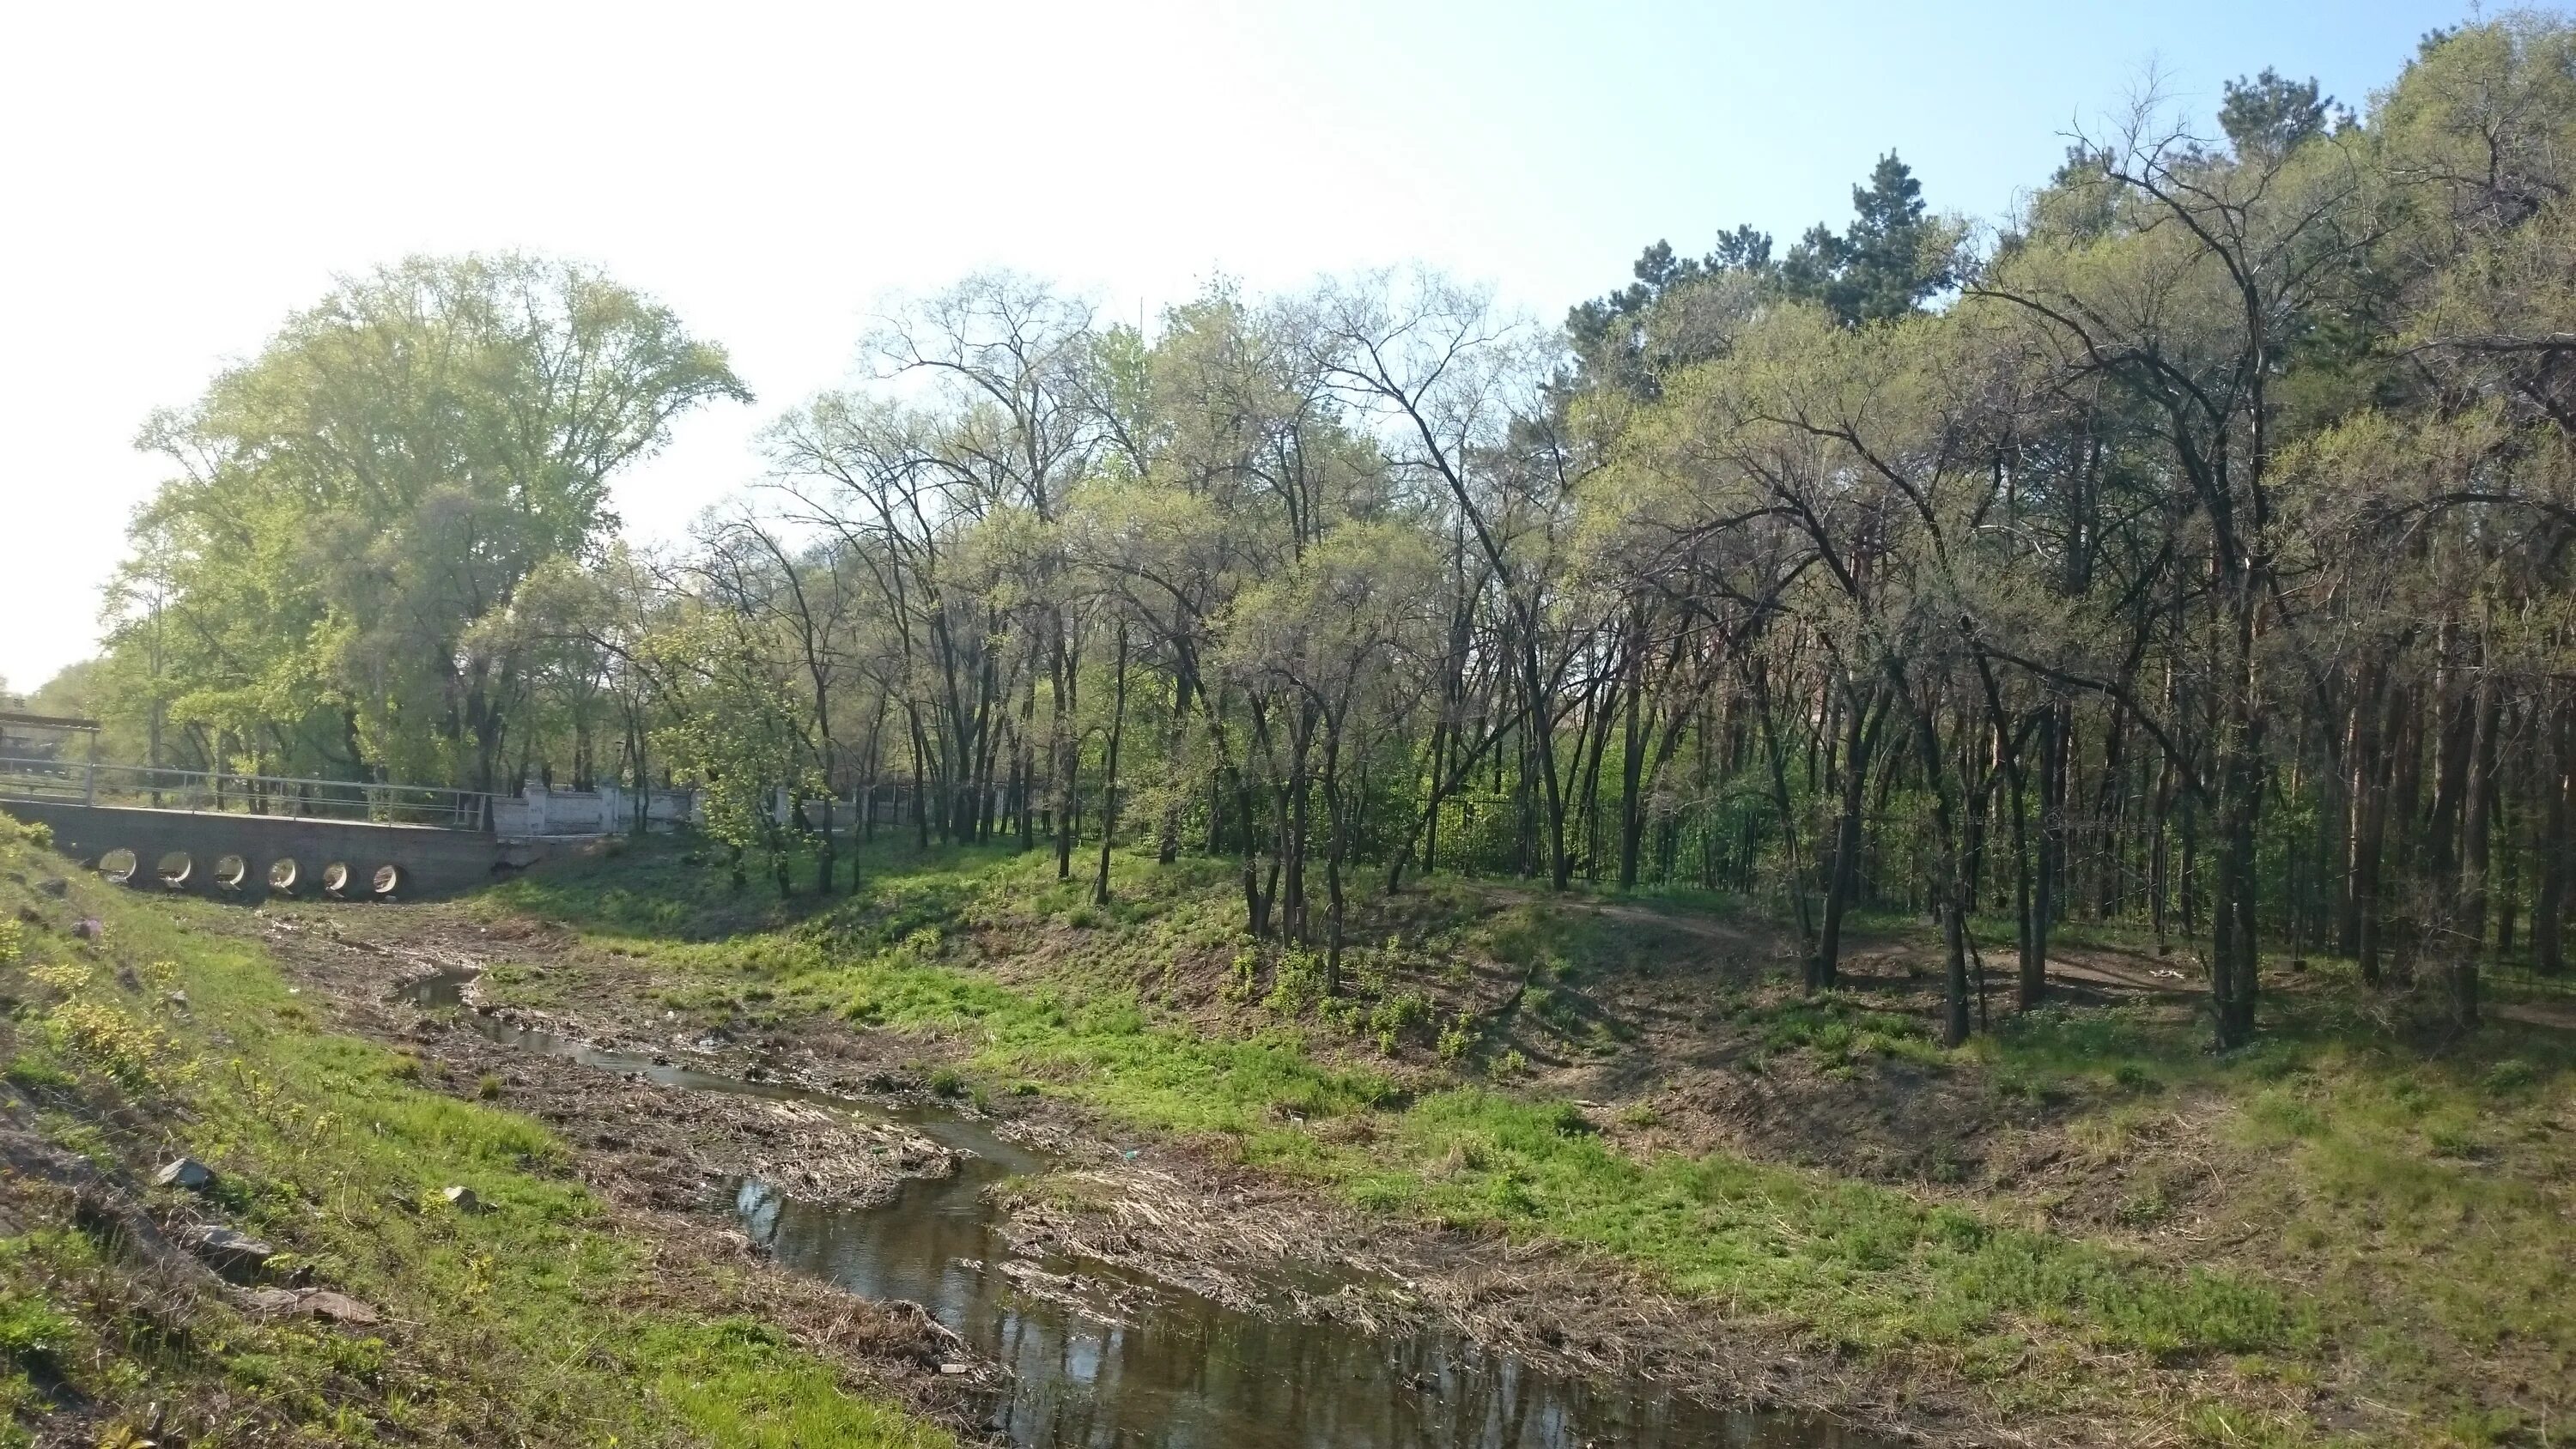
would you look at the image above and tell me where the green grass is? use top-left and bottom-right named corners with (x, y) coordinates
top-left (488, 834), bottom-right (2576, 1442)
top-left (489, 839), bottom-right (2337, 1425)
top-left (0, 817), bottom-right (950, 1448)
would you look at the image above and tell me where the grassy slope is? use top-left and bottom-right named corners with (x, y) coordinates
top-left (482, 836), bottom-right (2576, 1447)
top-left (0, 818), bottom-right (951, 1449)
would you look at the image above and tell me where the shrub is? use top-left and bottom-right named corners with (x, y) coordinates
top-left (1367, 990), bottom-right (1436, 1045)
top-left (0, 1291), bottom-right (75, 1360)
top-left (1437, 1010), bottom-right (1478, 1062)
top-left (1263, 950), bottom-right (1326, 1017)
top-left (45, 1001), bottom-right (183, 1092)
top-left (1224, 950), bottom-right (1259, 1004)
top-left (2480, 1058), bottom-right (2537, 1094)
top-left (2112, 1062), bottom-right (2162, 1094)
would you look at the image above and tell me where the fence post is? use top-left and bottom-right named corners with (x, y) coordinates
top-left (83, 762), bottom-right (96, 806)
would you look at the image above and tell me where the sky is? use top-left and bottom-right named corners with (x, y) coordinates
top-left (0, 0), bottom-right (2471, 696)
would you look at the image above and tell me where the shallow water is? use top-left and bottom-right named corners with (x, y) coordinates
top-left (404, 971), bottom-right (1884, 1449)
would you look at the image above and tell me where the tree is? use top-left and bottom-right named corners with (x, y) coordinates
top-left (2219, 69), bottom-right (2338, 158)
top-left (111, 253), bottom-right (747, 793)
top-left (1780, 153), bottom-right (1964, 326)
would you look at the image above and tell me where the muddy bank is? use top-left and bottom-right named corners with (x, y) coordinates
top-left (255, 903), bottom-right (1965, 1446)
top-left (247, 913), bottom-right (1004, 1435)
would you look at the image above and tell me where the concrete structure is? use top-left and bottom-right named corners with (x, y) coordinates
top-left (0, 798), bottom-right (558, 900)
top-left (490, 777), bottom-right (696, 837)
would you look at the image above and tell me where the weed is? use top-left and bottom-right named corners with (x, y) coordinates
top-left (2, 1052), bottom-right (73, 1091)
top-left (1366, 989), bottom-right (1435, 1051)
top-left (2479, 1058), bottom-right (2536, 1094)
top-left (1263, 949), bottom-right (1327, 1016)
top-left (1436, 1009), bottom-right (1478, 1061)
top-left (0, 1291), bottom-right (74, 1360)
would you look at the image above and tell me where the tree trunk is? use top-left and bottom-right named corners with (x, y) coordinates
top-left (2455, 668), bottom-right (2500, 1028)
top-left (2537, 696), bottom-right (2571, 976)
top-left (1814, 681), bottom-right (1877, 992)
top-left (2035, 700), bottom-right (2067, 1008)
top-left (2208, 591), bottom-right (2267, 1051)
top-left (1093, 624), bottom-right (1128, 907)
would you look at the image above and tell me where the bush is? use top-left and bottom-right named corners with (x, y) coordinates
top-left (2112, 1062), bottom-right (2162, 1094)
top-left (1263, 950), bottom-right (1326, 1017)
top-left (1366, 990), bottom-right (1436, 1048)
top-left (2480, 1058), bottom-right (2537, 1094)
top-left (1437, 1009), bottom-right (1478, 1062)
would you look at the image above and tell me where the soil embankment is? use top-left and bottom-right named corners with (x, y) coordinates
top-left (265, 901), bottom-right (1939, 1446)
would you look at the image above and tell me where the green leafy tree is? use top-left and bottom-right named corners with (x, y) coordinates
top-left (109, 253), bottom-right (747, 791)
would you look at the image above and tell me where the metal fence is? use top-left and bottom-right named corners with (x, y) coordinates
top-left (0, 757), bottom-right (491, 831)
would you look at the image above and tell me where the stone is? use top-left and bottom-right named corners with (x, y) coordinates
top-left (248, 1288), bottom-right (380, 1325)
top-left (440, 1185), bottom-right (481, 1213)
top-left (72, 918), bottom-right (103, 939)
top-left (290, 1290), bottom-right (380, 1325)
top-left (177, 1224), bottom-right (275, 1273)
top-left (166, 991), bottom-right (189, 1009)
top-left (154, 1157), bottom-right (216, 1192)
top-left (37, 878), bottom-right (68, 898)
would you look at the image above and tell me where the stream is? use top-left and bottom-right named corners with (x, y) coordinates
top-left (403, 972), bottom-right (1885, 1449)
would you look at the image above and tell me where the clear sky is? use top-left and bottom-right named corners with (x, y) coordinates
top-left (0, 0), bottom-right (2470, 694)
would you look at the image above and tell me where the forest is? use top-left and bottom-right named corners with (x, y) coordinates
top-left (46, 16), bottom-right (2576, 1055)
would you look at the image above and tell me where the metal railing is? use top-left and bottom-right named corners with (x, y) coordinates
top-left (0, 757), bottom-right (491, 831)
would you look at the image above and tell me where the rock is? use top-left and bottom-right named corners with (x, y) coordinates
top-left (441, 1185), bottom-right (481, 1213)
top-left (248, 1288), bottom-right (380, 1325)
top-left (177, 1224), bottom-right (275, 1273)
top-left (38, 878), bottom-right (68, 898)
top-left (299, 1290), bottom-right (380, 1324)
top-left (72, 918), bottom-right (103, 939)
top-left (154, 1158), bottom-right (216, 1192)
top-left (166, 991), bottom-right (189, 1009)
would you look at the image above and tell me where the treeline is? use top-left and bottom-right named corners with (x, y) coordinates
top-left (75, 18), bottom-right (2576, 1045)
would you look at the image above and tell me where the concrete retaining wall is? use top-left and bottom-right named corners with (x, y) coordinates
top-left (0, 799), bottom-right (547, 900)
